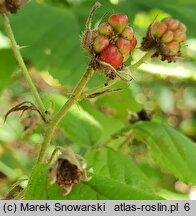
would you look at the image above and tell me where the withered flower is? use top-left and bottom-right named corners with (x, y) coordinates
top-left (0, 0), bottom-right (29, 14)
top-left (49, 148), bottom-right (91, 195)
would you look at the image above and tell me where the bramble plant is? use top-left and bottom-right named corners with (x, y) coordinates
top-left (0, 0), bottom-right (196, 200)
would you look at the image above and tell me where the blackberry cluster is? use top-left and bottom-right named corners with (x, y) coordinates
top-left (141, 17), bottom-right (187, 62)
top-left (93, 13), bottom-right (137, 69)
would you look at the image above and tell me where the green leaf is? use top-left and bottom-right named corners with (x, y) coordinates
top-left (47, 148), bottom-right (162, 199)
top-left (86, 148), bottom-right (153, 192)
top-left (25, 164), bottom-right (48, 200)
top-left (67, 175), bottom-right (161, 200)
top-left (0, 49), bottom-right (16, 91)
top-left (133, 122), bottom-right (196, 184)
top-left (0, 1), bottom-right (86, 87)
top-left (44, 94), bottom-right (102, 146)
top-left (65, 148), bottom-right (162, 199)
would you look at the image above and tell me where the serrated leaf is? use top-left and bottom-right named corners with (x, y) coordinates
top-left (25, 164), bottom-right (48, 200)
top-left (66, 175), bottom-right (161, 200)
top-left (133, 122), bottom-right (196, 184)
top-left (85, 148), bottom-right (154, 193)
top-left (44, 94), bottom-right (102, 146)
top-left (47, 148), bottom-right (162, 199)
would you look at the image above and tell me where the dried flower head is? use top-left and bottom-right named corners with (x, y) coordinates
top-left (49, 148), bottom-right (91, 195)
top-left (141, 17), bottom-right (187, 62)
top-left (0, 0), bottom-right (29, 14)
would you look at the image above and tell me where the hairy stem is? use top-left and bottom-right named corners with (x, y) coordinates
top-left (37, 66), bottom-right (94, 163)
top-left (80, 78), bottom-right (119, 100)
top-left (129, 49), bottom-right (156, 72)
top-left (2, 13), bottom-right (46, 118)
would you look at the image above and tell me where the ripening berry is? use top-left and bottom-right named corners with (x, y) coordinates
top-left (179, 23), bottom-right (187, 33)
top-left (93, 35), bottom-right (110, 53)
top-left (164, 18), bottom-right (179, 30)
top-left (122, 51), bottom-right (130, 62)
top-left (173, 30), bottom-right (186, 43)
top-left (116, 37), bottom-right (131, 54)
top-left (165, 41), bottom-right (180, 54)
top-left (130, 36), bottom-right (137, 51)
top-left (121, 26), bottom-right (134, 40)
top-left (161, 30), bottom-right (174, 43)
top-left (152, 22), bottom-right (167, 37)
top-left (99, 44), bottom-right (123, 69)
top-left (98, 22), bottom-right (113, 36)
top-left (108, 13), bottom-right (128, 33)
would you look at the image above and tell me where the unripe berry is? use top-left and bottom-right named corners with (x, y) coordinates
top-left (161, 30), bottom-right (174, 43)
top-left (93, 35), bottom-right (110, 53)
top-left (130, 36), bottom-right (137, 51)
top-left (99, 44), bottom-right (123, 69)
top-left (164, 18), bottom-right (179, 30)
top-left (121, 26), bottom-right (134, 40)
top-left (116, 37), bottom-right (131, 54)
top-left (122, 51), bottom-right (130, 62)
top-left (108, 13), bottom-right (128, 33)
top-left (173, 30), bottom-right (186, 43)
top-left (165, 41), bottom-right (180, 54)
top-left (152, 22), bottom-right (167, 37)
top-left (179, 23), bottom-right (187, 33)
top-left (98, 22), bottom-right (113, 36)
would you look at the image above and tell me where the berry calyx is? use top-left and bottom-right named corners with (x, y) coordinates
top-left (108, 13), bottom-right (128, 33)
top-left (93, 35), bottom-right (110, 53)
top-left (99, 44), bottom-right (123, 69)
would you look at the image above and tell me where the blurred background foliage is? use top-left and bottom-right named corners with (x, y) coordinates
top-left (0, 0), bottom-right (196, 199)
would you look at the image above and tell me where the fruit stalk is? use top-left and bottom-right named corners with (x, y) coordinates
top-left (37, 66), bottom-right (94, 163)
top-left (129, 49), bottom-right (156, 72)
top-left (1, 13), bottom-right (46, 119)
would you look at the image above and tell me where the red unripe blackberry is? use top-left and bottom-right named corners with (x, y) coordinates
top-left (152, 22), bottom-right (167, 37)
top-left (121, 26), bottom-right (134, 40)
top-left (116, 37), bottom-right (131, 54)
top-left (130, 36), bottom-right (137, 51)
top-left (98, 22), bottom-right (113, 36)
top-left (173, 30), bottom-right (186, 43)
top-left (93, 35), bottom-right (110, 53)
top-left (179, 23), bottom-right (187, 33)
top-left (165, 41), bottom-right (180, 54)
top-left (108, 13), bottom-right (128, 33)
top-left (99, 44), bottom-right (123, 69)
top-left (161, 30), bottom-right (174, 43)
top-left (164, 18), bottom-right (179, 30)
